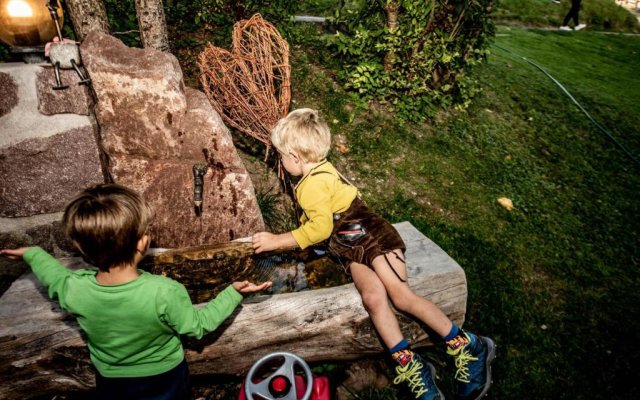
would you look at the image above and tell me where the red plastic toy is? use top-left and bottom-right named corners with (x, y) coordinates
top-left (238, 352), bottom-right (330, 400)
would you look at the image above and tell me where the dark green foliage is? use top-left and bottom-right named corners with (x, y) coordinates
top-left (98, 1), bottom-right (298, 50)
top-left (255, 185), bottom-right (296, 232)
top-left (165, 0), bottom-right (299, 47)
top-left (102, 0), bottom-right (141, 47)
top-left (326, 0), bottom-right (495, 121)
top-left (0, 43), bottom-right (8, 61)
top-left (189, 0), bottom-right (296, 27)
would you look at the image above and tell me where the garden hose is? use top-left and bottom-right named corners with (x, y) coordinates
top-left (493, 43), bottom-right (640, 167)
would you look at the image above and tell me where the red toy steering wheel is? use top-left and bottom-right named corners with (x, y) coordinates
top-left (244, 352), bottom-right (314, 400)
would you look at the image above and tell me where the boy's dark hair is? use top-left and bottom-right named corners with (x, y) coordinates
top-left (63, 184), bottom-right (153, 271)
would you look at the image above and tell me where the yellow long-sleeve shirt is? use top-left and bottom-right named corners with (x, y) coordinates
top-left (291, 160), bottom-right (358, 249)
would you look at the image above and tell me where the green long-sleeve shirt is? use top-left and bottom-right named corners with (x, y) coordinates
top-left (23, 247), bottom-right (243, 378)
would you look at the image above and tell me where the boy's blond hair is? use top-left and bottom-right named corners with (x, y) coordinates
top-left (271, 108), bottom-right (331, 163)
top-left (63, 184), bottom-right (153, 271)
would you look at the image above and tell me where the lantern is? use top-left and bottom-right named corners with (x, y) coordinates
top-left (0, 0), bottom-right (63, 61)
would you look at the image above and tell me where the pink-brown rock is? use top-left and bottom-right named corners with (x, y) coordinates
top-left (0, 72), bottom-right (18, 117)
top-left (36, 68), bottom-right (92, 116)
top-left (80, 32), bottom-right (264, 248)
top-left (0, 125), bottom-right (104, 217)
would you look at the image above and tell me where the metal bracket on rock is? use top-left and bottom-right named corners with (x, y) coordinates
top-left (192, 163), bottom-right (209, 217)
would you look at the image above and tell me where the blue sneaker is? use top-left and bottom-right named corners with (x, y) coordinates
top-left (392, 350), bottom-right (444, 400)
top-left (446, 333), bottom-right (495, 400)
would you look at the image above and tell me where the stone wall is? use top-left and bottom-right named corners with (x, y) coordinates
top-left (0, 63), bottom-right (102, 255)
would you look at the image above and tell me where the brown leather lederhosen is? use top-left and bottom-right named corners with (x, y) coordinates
top-left (304, 168), bottom-right (406, 276)
top-left (328, 197), bottom-right (406, 271)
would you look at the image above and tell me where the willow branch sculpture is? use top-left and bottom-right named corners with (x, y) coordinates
top-left (198, 14), bottom-right (291, 158)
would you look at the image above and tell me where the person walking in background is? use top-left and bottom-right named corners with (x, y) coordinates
top-left (560, 0), bottom-right (587, 30)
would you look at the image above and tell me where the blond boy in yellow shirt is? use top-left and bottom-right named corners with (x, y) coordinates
top-left (252, 109), bottom-right (495, 400)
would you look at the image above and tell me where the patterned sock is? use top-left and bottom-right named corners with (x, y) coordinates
top-left (443, 323), bottom-right (460, 342)
top-left (390, 338), bottom-right (409, 353)
top-left (390, 338), bottom-right (413, 367)
top-left (445, 329), bottom-right (471, 352)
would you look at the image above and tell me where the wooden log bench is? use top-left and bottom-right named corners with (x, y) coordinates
top-left (0, 221), bottom-right (467, 399)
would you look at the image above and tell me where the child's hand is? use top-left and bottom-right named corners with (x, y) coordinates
top-left (232, 280), bottom-right (273, 294)
top-left (252, 231), bottom-right (298, 253)
top-left (252, 232), bottom-right (279, 253)
top-left (0, 247), bottom-right (30, 260)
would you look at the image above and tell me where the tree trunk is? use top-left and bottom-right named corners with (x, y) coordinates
top-left (383, 1), bottom-right (400, 73)
top-left (64, 0), bottom-right (110, 42)
top-left (135, 0), bottom-right (170, 51)
top-left (0, 222), bottom-right (467, 399)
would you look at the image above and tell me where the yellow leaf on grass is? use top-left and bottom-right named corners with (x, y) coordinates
top-left (497, 197), bottom-right (514, 211)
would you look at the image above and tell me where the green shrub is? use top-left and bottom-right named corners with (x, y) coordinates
top-left (190, 0), bottom-right (296, 26)
top-left (0, 43), bottom-right (8, 62)
top-left (327, 0), bottom-right (495, 121)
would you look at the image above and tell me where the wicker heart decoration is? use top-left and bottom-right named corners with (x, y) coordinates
top-left (199, 14), bottom-right (291, 155)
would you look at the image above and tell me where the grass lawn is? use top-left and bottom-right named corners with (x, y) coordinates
top-left (285, 23), bottom-right (640, 399)
top-left (494, 0), bottom-right (640, 32)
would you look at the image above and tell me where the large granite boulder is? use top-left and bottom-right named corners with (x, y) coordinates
top-left (80, 32), bottom-right (264, 248)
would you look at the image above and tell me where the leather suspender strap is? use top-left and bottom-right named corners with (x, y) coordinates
top-left (383, 252), bottom-right (407, 282)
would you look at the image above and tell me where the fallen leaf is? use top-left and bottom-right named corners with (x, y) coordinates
top-left (497, 197), bottom-right (514, 211)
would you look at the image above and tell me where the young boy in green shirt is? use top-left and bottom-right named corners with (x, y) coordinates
top-left (252, 108), bottom-right (495, 400)
top-left (1, 183), bottom-right (271, 400)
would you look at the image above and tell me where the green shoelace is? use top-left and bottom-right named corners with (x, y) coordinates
top-left (394, 360), bottom-right (429, 398)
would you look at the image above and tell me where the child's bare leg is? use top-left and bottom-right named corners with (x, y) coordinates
top-left (353, 257), bottom-right (445, 398)
top-left (371, 250), bottom-right (453, 337)
top-left (349, 261), bottom-right (404, 348)
top-left (372, 249), bottom-right (495, 400)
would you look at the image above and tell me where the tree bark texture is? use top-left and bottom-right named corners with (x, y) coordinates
top-left (64, 0), bottom-right (110, 42)
top-left (383, 1), bottom-right (400, 73)
top-left (135, 0), bottom-right (170, 51)
top-left (0, 222), bottom-right (467, 399)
